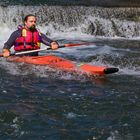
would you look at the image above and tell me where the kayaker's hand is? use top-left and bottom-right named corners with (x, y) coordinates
top-left (51, 42), bottom-right (59, 50)
top-left (3, 49), bottom-right (10, 57)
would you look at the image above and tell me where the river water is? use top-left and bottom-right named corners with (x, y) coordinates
top-left (0, 4), bottom-right (140, 140)
top-left (0, 38), bottom-right (139, 140)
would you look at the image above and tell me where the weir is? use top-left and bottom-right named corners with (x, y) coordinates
top-left (0, 0), bottom-right (140, 6)
top-left (0, 5), bottom-right (140, 38)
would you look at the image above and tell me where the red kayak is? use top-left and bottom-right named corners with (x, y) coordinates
top-left (7, 55), bottom-right (119, 76)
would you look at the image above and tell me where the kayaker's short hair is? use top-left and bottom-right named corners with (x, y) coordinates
top-left (24, 14), bottom-right (36, 22)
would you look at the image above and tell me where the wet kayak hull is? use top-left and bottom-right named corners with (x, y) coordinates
top-left (7, 55), bottom-right (119, 75)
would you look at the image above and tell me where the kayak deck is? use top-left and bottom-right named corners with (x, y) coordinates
top-left (7, 55), bottom-right (119, 75)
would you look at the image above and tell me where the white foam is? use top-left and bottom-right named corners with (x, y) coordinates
top-left (0, 24), bottom-right (139, 78)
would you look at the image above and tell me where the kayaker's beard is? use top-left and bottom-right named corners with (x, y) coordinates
top-left (29, 25), bottom-right (36, 32)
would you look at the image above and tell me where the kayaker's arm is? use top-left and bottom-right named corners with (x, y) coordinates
top-left (40, 33), bottom-right (59, 50)
top-left (3, 30), bottom-right (21, 57)
top-left (3, 30), bottom-right (21, 50)
top-left (40, 33), bottom-right (53, 46)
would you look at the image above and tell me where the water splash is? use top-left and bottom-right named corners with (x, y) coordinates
top-left (0, 5), bottom-right (140, 38)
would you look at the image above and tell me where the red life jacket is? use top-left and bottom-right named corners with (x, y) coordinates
top-left (14, 26), bottom-right (41, 51)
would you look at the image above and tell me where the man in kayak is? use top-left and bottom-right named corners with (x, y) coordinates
top-left (2, 14), bottom-right (59, 57)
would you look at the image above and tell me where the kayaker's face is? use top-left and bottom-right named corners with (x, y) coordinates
top-left (25, 16), bottom-right (36, 31)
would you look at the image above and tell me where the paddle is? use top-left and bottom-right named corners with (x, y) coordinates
top-left (0, 42), bottom-right (90, 57)
top-left (62, 43), bottom-right (90, 47)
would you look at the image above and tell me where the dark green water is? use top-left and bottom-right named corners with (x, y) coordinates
top-left (0, 39), bottom-right (140, 140)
